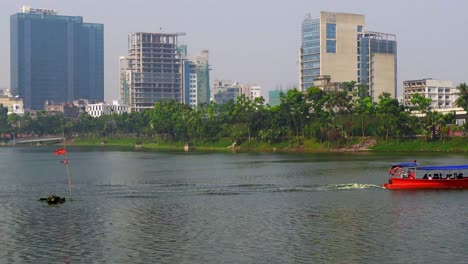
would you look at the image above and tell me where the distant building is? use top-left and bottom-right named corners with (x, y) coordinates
top-left (10, 6), bottom-right (104, 110)
top-left (119, 32), bottom-right (184, 111)
top-left (44, 101), bottom-right (80, 119)
top-left (240, 84), bottom-right (262, 101)
top-left (313, 75), bottom-right (349, 93)
top-left (299, 11), bottom-right (397, 101)
top-left (268, 90), bottom-right (285, 106)
top-left (212, 80), bottom-right (240, 105)
top-left (403, 79), bottom-right (457, 109)
top-left (183, 50), bottom-right (211, 108)
top-left (0, 97), bottom-right (24, 115)
top-left (250, 86), bottom-right (262, 101)
top-left (86, 100), bottom-right (128, 118)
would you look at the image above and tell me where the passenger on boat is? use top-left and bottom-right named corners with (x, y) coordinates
top-left (428, 174), bottom-right (432, 180)
top-left (408, 170), bottom-right (415, 179)
top-left (423, 174), bottom-right (428, 179)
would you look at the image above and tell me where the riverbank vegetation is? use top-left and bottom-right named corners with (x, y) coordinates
top-left (2, 82), bottom-right (468, 152)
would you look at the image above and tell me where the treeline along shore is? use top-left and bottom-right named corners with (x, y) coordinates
top-left (3, 84), bottom-right (468, 153)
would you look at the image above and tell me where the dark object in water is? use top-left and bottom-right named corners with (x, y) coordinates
top-left (39, 195), bottom-right (66, 204)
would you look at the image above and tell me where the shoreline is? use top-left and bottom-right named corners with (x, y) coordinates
top-left (4, 136), bottom-right (468, 153)
top-left (64, 136), bottom-right (468, 153)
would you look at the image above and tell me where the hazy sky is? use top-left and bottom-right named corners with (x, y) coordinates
top-left (1, 0), bottom-right (467, 101)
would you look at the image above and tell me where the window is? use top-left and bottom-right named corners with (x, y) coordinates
top-left (357, 25), bottom-right (363, 32)
top-left (326, 23), bottom-right (336, 39)
top-left (326, 40), bottom-right (336, 53)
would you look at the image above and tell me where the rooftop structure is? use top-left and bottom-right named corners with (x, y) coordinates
top-left (21, 5), bottom-right (57, 15)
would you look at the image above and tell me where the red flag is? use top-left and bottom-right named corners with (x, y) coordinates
top-left (54, 148), bottom-right (66, 156)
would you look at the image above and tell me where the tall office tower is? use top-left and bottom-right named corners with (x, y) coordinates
top-left (120, 32), bottom-right (183, 111)
top-left (359, 32), bottom-right (397, 101)
top-left (182, 50), bottom-right (211, 108)
top-left (300, 11), bottom-right (397, 101)
top-left (11, 6), bottom-right (104, 110)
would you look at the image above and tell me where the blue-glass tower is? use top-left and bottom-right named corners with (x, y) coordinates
top-left (300, 14), bottom-right (320, 91)
top-left (10, 7), bottom-right (104, 110)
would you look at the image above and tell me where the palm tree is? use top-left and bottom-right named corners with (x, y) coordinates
top-left (456, 83), bottom-right (468, 111)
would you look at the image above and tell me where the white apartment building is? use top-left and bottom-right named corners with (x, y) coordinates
top-left (250, 86), bottom-right (262, 100)
top-left (86, 100), bottom-right (129, 118)
top-left (403, 79), bottom-right (457, 109)
top-left (189, 73), bottom-right (198, 108)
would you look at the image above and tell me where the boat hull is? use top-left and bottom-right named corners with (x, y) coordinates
top-left (384, 177), bottom-right (468, 190)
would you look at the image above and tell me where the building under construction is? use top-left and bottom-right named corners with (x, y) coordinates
top-left (120, 32), bottom-right (184, 111)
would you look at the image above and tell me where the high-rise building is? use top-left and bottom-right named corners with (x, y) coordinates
top-left (182, 50), bottom-right (210, 108)
top-left (300, 11), bottom-right (397, 101)
top-left (359, 32), bottom-right (397, 101)
top-left (403, 79), bottom-right (457, 109)
top-left (120, 32), bottom-right (184, 111)
top-left (10, 6), bottom-right (104, 110)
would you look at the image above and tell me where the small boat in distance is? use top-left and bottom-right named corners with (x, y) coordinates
top-left (383, 162), bottom-right (468, 190)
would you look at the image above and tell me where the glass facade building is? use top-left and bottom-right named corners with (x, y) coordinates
top-left (359, 32), bottom-right (397, 99)
top-left (300, 15), bottom-right (320, 90)
top-left (300, 12), bottom-right (396, 100)
top-left (10, 8), bottom-right (104, 110)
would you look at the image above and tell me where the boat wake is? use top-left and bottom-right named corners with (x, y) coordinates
top-left (103, 183), bottom-right (384, 198)
top-left (320, 183), bottom-right (383, 191)
top-left (272, 183), bottom-right (383, 192)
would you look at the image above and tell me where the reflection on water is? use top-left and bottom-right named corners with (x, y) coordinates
top-left (0, 148), bottom-right (468, 263)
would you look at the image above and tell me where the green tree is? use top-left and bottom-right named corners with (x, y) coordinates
top-left (0, 104), bottom-right (8, 133)
top-left (7, 113), bottom-right (21, 135)
top-left (376, 93), bottom-right (401, 140)
top-left (455, 83), bottom-right (468, 111)
top-left (410, 93), bottom-right (432, 113)
top-left (354, 96), bottom-right (374, 137)
top-left (280, 89), bottom-right (310, 139)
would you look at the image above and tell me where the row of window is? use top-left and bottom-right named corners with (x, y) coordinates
top-left (326, 23), bottom-right (336, 53)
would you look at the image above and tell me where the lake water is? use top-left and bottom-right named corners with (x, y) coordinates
top-left (1, 147), bottom-right (468, 263)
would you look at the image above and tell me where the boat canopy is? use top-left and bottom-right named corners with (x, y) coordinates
top-left (392, 162), bottom-right (419, 168)
top-left (417, 165), bottom-right (468, 171)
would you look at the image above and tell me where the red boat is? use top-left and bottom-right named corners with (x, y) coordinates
top-left (383, 162), bottom-right (468, 189)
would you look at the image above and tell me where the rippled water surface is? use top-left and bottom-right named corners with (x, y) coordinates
top-left (1, 147), bottom-right (468, 263)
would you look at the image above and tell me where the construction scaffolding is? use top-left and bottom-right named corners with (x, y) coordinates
top-left (123, 32), bottom-right (184, 111)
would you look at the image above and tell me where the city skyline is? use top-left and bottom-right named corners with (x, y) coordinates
top-left (0, 0), bottom-right (467, 101)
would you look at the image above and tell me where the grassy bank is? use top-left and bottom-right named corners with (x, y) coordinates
top-left (371, 137), bottom-right (468, 152)
top-left (70, 136), bottom-right (342, 152)
top-left (70, 136), bottom-right (468, 153)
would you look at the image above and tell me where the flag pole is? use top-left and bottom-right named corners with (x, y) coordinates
top-left (63, 137), bottom-right (72, 202)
